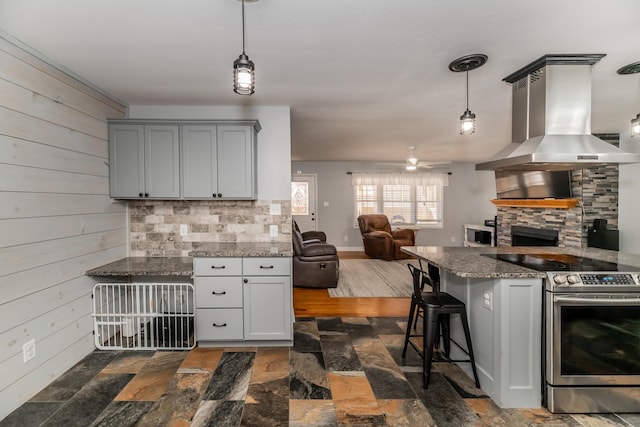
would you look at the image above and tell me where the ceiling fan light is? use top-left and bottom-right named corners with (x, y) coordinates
top-left (632, 113), bottom-right (640, 137)
top-left (460, 109), bottom-right (476, 134)
top-left (405, 163), bottom-right (417, 171)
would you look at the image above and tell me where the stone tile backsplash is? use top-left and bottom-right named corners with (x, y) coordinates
top-left (497, 134), bottom-right (619, 248)
top-left (128, 200), bottom-right (291, 257)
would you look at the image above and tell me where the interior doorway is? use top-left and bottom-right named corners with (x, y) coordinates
top-left (291, 174), bottom-right (318, 232)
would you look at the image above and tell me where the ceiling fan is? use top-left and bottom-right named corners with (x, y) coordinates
top-left (397, 146), bottom-right (451, 171)
top-left (369, 146), bottom-right (451, 171)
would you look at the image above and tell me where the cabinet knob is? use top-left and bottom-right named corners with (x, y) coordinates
top-left (243, 279), bottom-right (248, 283)
top-left (211, 291), bottom-right (227, 295)
top-left (212, 193), bottom-right (217, 198)
top-left (217, 193), bottom-right (222, 198)
top-left (139, 193), bottom-right (143, 197)
top-left (144, 193), bottom-right (149, 198)
top-left (212, 323), bottom-right (227, 327)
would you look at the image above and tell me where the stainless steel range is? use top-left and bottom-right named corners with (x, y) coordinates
top-left (491, 252), bottom-right (640, 413)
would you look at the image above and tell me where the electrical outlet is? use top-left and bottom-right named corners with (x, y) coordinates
top-left (270, 224), bottom-right (279, 238)
top-left (343, 235), bottom-right (348, 242)
top-left (23, 339), bottom-right (36, 363)
top-left (180, 224), bottom-right (188, 236)
top-left (269, 203), bottom-right (281, 215)
top-left (451, 236), bottom-right (456, 242)
top-left (483, 291), bottom-right (493, 310)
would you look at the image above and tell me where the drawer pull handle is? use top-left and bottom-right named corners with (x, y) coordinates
top-left (212, 323), bottom-right (227, 327)
top-left (211, 265), bottom-right (226, 269)
top-left (260, 265), bottom-right (274, 269)
top-left (211, 291), bottom-right (227, 295)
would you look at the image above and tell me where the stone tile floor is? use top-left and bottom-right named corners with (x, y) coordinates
top-left (2, 317), bottom-right (640, 426)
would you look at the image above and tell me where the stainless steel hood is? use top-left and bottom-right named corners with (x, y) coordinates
top-left (476, 54), bottom-right (640, 171)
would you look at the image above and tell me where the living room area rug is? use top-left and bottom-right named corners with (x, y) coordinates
top-left (328, 258), bottom-right (422, 298)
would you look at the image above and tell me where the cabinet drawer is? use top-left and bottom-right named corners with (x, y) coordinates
top-left (193, 257), bottom-right (242, 276)
top-left (196, 308), bottom-right (243, 340)
top-left (195, 277), bottom-right (243, 308)
top-left (242, 257), bottom-right (291, 276)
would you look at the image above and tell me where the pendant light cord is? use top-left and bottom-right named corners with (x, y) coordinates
top-left (465, 69), bottom-right (470, 110)
top-left (241, 0), bottom-right (246, 54)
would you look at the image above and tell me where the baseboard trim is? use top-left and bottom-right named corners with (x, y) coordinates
top-left (335, 246), bottom-right (364, 251)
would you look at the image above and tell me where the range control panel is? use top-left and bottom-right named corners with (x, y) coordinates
top-left (547, 272), bottom-right (640, 291)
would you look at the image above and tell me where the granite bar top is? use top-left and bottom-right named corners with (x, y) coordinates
top-left (86, 242), bottom-right (293, 276)
top-left (401, 245), bottom-right (640, 279)
top-left (86, 257), bottom-right (194, 276)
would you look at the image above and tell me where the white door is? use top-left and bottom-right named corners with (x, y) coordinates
top-left (291, 174), bottom-right (317, 232)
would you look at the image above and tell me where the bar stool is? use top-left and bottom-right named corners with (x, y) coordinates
top-left (402, 263), bottom-right (481, 389)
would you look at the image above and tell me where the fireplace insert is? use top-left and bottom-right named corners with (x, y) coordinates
top-left (511, 225), bottom-right (559, 246)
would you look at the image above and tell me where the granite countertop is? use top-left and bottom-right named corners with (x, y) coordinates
top-left (401, 245), bottom-right (640, 279)
top-left (86, 257), bottom-right (194, 276)
top-left (86, 242), bottom-right (293, 276)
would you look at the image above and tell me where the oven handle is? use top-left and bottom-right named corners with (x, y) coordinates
top-left (554, 295), bottom-right (640, 303)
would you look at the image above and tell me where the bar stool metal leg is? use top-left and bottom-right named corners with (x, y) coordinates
top-left (459, 309), bottom-right (481, 389)
top-left (402, 294), bottom-right (417, 358)
top-left (423, 305), bottom-right (439, 387)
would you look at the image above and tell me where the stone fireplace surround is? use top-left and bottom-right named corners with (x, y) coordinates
top-left (496, 134), bottom-right (619, 248)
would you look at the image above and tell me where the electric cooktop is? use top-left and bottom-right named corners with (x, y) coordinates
top-left (483, 253), bottom-right (640, 272)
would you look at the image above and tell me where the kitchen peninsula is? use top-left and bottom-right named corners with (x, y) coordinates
top-left (401, 245), bottom-right (640, 411)
top-left (86, 242), bottom-right (294, 347)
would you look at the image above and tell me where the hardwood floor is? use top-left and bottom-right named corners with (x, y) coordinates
top-left (293, 251), bottom-right (412, 317)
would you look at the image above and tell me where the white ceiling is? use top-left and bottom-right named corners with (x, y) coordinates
top-left (1, 0), bottom-right (640, 166)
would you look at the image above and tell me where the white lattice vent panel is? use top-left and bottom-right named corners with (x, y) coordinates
top-left (93, 283), bottom-right (195, 350)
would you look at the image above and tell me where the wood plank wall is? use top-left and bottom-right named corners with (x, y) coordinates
top-left (0, 35), bottom-right (128, 418)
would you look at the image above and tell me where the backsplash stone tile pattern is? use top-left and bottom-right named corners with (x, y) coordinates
top-left (129, 200), bottom-right (291, 256)
top-left (497, 134), bottom-right (619, 248)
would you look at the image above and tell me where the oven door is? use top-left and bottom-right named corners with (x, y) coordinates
top-left (547, 292), bottom-right (640, 386)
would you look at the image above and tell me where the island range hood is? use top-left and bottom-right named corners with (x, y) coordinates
top-left (476, 54), bottom-right (640, 171)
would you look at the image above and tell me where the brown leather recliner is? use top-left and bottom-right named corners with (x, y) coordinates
top-left (292, 225), bottom-right (339, 288)
top-left (294, 220), bottom-right (327, 243)
top-left (357, 214), bottom-right (416, 261)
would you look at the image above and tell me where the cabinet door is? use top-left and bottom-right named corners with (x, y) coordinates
top-left (216, 125), bottom-right (256, 199)
top-left (181, 125), bottom-right (218, 198)
top-left (109, 124), bottom-right (145, 198)
top-left (144, 125), bottom-right (180, 198)
top-left (243, 276), bottom-right (292, 341)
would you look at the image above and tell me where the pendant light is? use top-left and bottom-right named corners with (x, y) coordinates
top-left (632, 113), bottom-right (640, 137)
top-left (617, 61), bottom-right (640, 137)
top-left (449, 54), bottom-right (488, 135)
top-left (233, 0), bottom-right (255, 95)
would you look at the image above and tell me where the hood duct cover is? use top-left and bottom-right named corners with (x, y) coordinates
top-left (476, 54), bottom-right (640, 171)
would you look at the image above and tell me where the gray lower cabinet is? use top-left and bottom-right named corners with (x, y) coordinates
top-left (194, 257), bottom-right (292, 346)
top-left (181, 125), bottom-right (256, 199)
top-left (109, 123), bottom-right (180, 199)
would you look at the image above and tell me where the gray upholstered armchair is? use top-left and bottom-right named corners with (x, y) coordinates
top-left (292, 224), bottom-right (339, 288)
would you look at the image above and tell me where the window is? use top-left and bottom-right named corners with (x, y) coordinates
top-left (291, 181), bottom-right (309, 215)
top-left (352, 173), bottom-right (448, 228)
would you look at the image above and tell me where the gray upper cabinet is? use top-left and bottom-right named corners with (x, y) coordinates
top-left (217, 125), bottom-right (256, 199)
top-left (181, 125), bottom-right (256, 199)
top-left (109, 123), bottom-right (180, 199)
top-left (110, 120), bottom-right (259, 200)
top-left (181, 125), bottom-right (218, 198)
